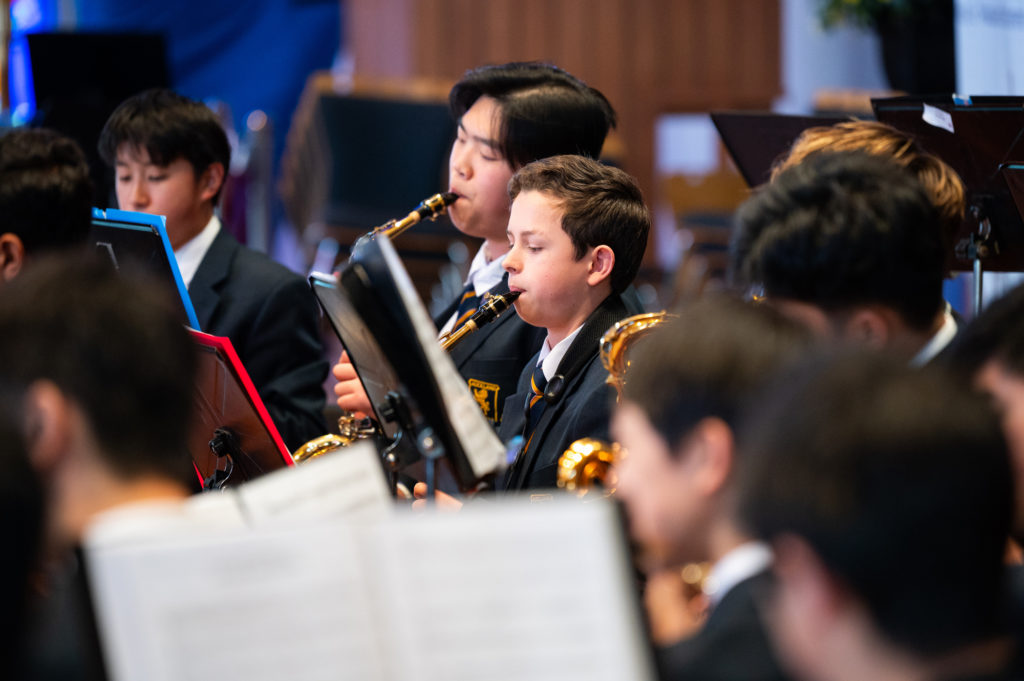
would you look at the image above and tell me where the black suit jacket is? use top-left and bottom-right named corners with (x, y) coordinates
top-left (435, 275), bottom-right (546, 428)
top-left (657, 570), bottom-right (791, 681)
top-left (189, 229), bottom-right (328, 451)
top-left (497, 295), bottom-right (627, 491)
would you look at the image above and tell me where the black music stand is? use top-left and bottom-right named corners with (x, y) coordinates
top-left (710, 112), bottom-right (851, 187)
top-left (873, 96), bottom-right (1024, 311)
top-left (337, 236), bottom-right (505, 496)
top-left (188, 330), bottom-right (293, 490)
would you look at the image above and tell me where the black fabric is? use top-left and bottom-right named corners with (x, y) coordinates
top-left (189, 228), bottom-right (328, 451)
top-left (498, 294), bottom-right (627, 490)
top-left (657, 570), bottom-right (791, 681)
top-left (20, 551), bottom-right (107, 681)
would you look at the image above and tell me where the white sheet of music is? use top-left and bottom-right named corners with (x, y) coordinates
top-left (377, 236), bottom-right (505, 480)
top-left (235, 440), bottom-right (394, 525)
top-left (85, 495), bottom-right (654, 681)
top-left (86, 523), bottom-right (390, 681)
top-left (375, 496), bottom-right (656, 681)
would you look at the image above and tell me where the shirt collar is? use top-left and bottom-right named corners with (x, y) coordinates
top-left (703, 541), bottom-right (773, 608)
top-left (537, 324), bottom-right (584, 382)
top-left (465, 244), bottom-right (508, 296)
top-left (174, 215), bottom-right (221, 288)
top-left (910, 307), bottom-right (958, 367)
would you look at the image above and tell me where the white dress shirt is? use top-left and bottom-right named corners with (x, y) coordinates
top-left (173, 215), bottom-right (221, 289)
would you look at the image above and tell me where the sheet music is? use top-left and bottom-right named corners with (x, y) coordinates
top-left (373, 497), bottom-right (656, 681)
top-left (376, 237), bottom-right (505, 479)
top-left (84, 495), bottom-right (654, 681)
top-left (235, 441), bottom-right (394, 524)
top-left (87, 524), bottom-right (390, 681)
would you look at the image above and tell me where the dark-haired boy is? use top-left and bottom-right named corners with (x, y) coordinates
top-left (738, 354), bottom-right (1012, 681)
top-left (99, 89), bottom-right (328, 450)
top-left (498, 154), bottom-right (649, 491)
top-left (3, 254), bottom-right (199, 681)
top-left (612, 297), bottom-right (808, 681)
top-left (0, 127), bottom-right (93, 282)
top-left (333, 61), bottom-right (635, 427)
top-left (733, 151), bottom-right (955, 365)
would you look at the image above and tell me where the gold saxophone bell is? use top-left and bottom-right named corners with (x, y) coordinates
top-left (556, 438), bottom-right (620, 497)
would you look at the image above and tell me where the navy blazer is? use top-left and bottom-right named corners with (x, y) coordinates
top-left (498, 295), bottom-right (628, 491)
top-left (657, 570), bottom-right (792, 681)
top-left (189, 229), bottom-right (328, 451)
top-left (435, 275), bottom-right (546, 428)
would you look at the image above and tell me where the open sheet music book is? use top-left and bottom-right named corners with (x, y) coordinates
top-left (84, 496), bottom-right (655, 681)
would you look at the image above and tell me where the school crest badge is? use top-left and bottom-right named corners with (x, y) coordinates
top-left (468, 378), bottom-right (501, 425)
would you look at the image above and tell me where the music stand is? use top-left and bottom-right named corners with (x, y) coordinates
top-left (90, 208), bottom-right (201, 330)
top-left (710, 112), bottom-right (850, 187)
top-left (188, 330), bottom-right (293, 490)
top-left (872, 96), bottom-right (1024, 310)
top-left (338, 236), bottom-right (505, 495)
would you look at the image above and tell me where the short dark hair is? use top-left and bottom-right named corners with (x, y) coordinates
top-left (98, 88), bottom-right (231, 204)
top-left (733, 151), bottom-right (946, 331)
top-left (509, 154), bottom-right (649, 294)
top-left (946, 282), bottom-right (1024, 378)
top-left (738, 352), bottom-right (1012, 655)
top-left (450, 62), bottom-right (616, 170)
top-left (623, 296), bottom-right (810, 452)
top-left (0, 254), bottom-right (197, 481)
top-left (0, 128), bottom-right (92, 254)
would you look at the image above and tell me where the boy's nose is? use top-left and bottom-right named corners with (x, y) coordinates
top-left (130, 181), bottom-right (149, 208)
top-left (502, 250), bottom-right (519, 273)
top-left (450, 147), bottom-right (471, 180)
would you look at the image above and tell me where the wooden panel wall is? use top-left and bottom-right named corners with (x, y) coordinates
top-left (346, 0), bottom-right (780, 258)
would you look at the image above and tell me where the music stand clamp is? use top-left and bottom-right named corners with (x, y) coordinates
top-left (205, 427), bottom-right (241, 490)
top-left (376, 391), bottom-right (446, 503)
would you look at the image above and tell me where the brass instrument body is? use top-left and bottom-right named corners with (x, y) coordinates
top-left (599, 311), bottom-right (676, 399)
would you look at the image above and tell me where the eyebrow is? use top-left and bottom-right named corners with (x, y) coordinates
top-left (458, 121), bottom-right (500, 152)
top-left (507, 228), bottom-right (540, 239)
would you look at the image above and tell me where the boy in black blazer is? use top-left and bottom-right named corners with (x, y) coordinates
top-left (99, 89), bottom-right (328, 451)
top-left (497, 154), bottom-right (649, 491)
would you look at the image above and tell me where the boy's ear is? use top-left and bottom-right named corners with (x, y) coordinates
top-left (687, 416), bottom-right (734, 497)
top-left (586, 244), bottom-right (615, 288)
top-left (0, 232), bottom-right (25, 282)
top-left (840, 307), bottom-right (890, 349)
top-left (197, 162), bottom-right (226, 203)
top-left (23, 380), bottom-right (74, 475)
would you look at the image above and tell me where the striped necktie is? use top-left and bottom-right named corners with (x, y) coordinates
top-left (521, 364), bottom-right (548, 454)
top-left (452, 282), bottom-right (482, 332)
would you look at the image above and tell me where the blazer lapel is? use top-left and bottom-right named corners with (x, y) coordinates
top-left (187, 229), bottom-right (236, 329)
